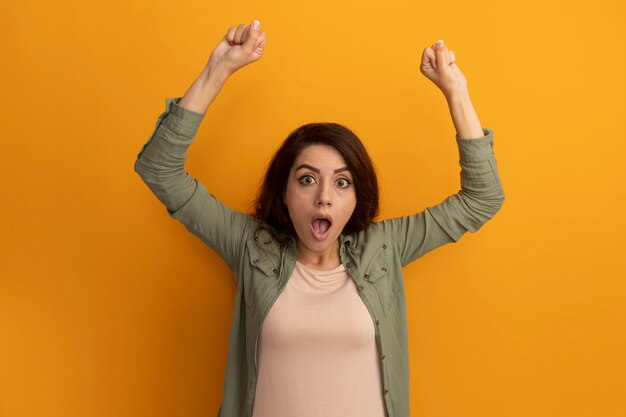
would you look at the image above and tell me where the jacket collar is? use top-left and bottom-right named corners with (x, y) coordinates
top-left (339, 233), bottom-right (355, 248)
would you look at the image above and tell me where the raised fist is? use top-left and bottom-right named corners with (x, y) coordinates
top-left (207, 20), bottom-right (267, 75)
top-left (420, 40), bottom-right (467, 97)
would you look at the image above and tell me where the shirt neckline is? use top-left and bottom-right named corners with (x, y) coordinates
top-left (295, 260), bottom-right (346, 273)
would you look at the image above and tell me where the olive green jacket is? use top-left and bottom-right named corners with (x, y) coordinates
top-left (134, 97), bottom-right (505, 417)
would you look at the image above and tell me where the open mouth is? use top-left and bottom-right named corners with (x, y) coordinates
top-left (310, 216), bottom-right (333, 241)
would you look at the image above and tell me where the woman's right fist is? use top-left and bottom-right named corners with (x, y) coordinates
top-left (207, 20), bottom-right (266, 75)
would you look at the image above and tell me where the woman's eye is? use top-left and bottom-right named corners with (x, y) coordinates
top-left (336, 178), bottom-right (351, 188)
top-left (299, 175), bottom-right (316, 185)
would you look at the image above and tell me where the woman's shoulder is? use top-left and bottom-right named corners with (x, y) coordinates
top-left (343, 221), bottom-right (394, 252)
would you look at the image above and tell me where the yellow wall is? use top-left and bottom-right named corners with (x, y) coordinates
top-left (2, 0), bottom-right (625, 416)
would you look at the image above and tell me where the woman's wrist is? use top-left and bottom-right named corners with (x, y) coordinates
top-left (201, 61), bottom-right (233, 81)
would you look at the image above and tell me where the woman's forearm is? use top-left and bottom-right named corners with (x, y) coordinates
top-left (134, 65), bottom-right (231, 212)
top-left (178, 64), bottom-right (232, 114)
top-left (445, 90), bottom-right (485, 139)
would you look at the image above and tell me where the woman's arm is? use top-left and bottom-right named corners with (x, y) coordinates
top-left (378, 127), bottom-right (504, 265)
top-left (133, 20), bottom-right (266, 276)
top-left (374, 40), bottom-right (504, 265)
top-left (135, 19), bottom-right (266, 208)
top-left (177, 65), bottom-right (231, 114)
top-left (420, 39), bottom-right (485, 139)
top-left (445, 91), bottom-right (484, 140)
top-left (133, 60), bottom-right (230, 214)
top-left (179, 19), bottom-right (266, 113)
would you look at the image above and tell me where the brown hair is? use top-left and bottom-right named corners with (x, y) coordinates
top-left (252, 122), bottom-right (379, 238)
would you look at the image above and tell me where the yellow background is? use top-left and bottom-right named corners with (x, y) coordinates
top-left (2, 0), bottom-right (625, 416)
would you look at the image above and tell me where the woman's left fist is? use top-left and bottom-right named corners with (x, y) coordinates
top-left (420, 40), bottom-right (467, 97)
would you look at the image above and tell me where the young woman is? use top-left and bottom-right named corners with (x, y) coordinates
top-left (135, 19), bottom-right (505, 417)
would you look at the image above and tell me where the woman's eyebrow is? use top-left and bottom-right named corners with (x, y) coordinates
top-left (295, 164), bottom-right (350, 174)
top-left (295, 164), bottom-right (319, 173)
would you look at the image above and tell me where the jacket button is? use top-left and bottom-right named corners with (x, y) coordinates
top-left (357, 284), bottom-right (364, 291)
top-left (272, 268), bottom-right (278, 274)
top-left (254, 236), bottom-right (259, 241)
top-left (381, 267), bottom-right (388, 272)
top-left (364, 274), bottom-right (369, 281)
top-left (383, 389), bottom-right (389, 395)
top-left (253, 259), bottom-right (259, 264)
top-left (346, 262), bottom-right (352, 268)
top-left (376, 319), bottom-right (380, 326)
top-left (382, 244), bottom-right (387, 249)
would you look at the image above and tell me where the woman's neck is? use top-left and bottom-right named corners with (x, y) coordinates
top-left (295, 239), bottom-right (342, 270)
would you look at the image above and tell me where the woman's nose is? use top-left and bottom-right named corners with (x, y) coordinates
top-left (315, 198), bottom-right (331, 206)
top-left (315, 184), bottom-right (332, 206)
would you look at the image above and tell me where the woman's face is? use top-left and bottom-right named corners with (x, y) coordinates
top-left (283, 144), bottom-right (357, 257)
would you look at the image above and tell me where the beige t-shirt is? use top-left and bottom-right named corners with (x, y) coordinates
top-left (251, 260), bottom-right (387, 417)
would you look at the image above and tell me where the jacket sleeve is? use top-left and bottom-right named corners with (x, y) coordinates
top-left (134, 97), bottom-right (252, 275)
top-left (378, 128), bottom-right (505, 266)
